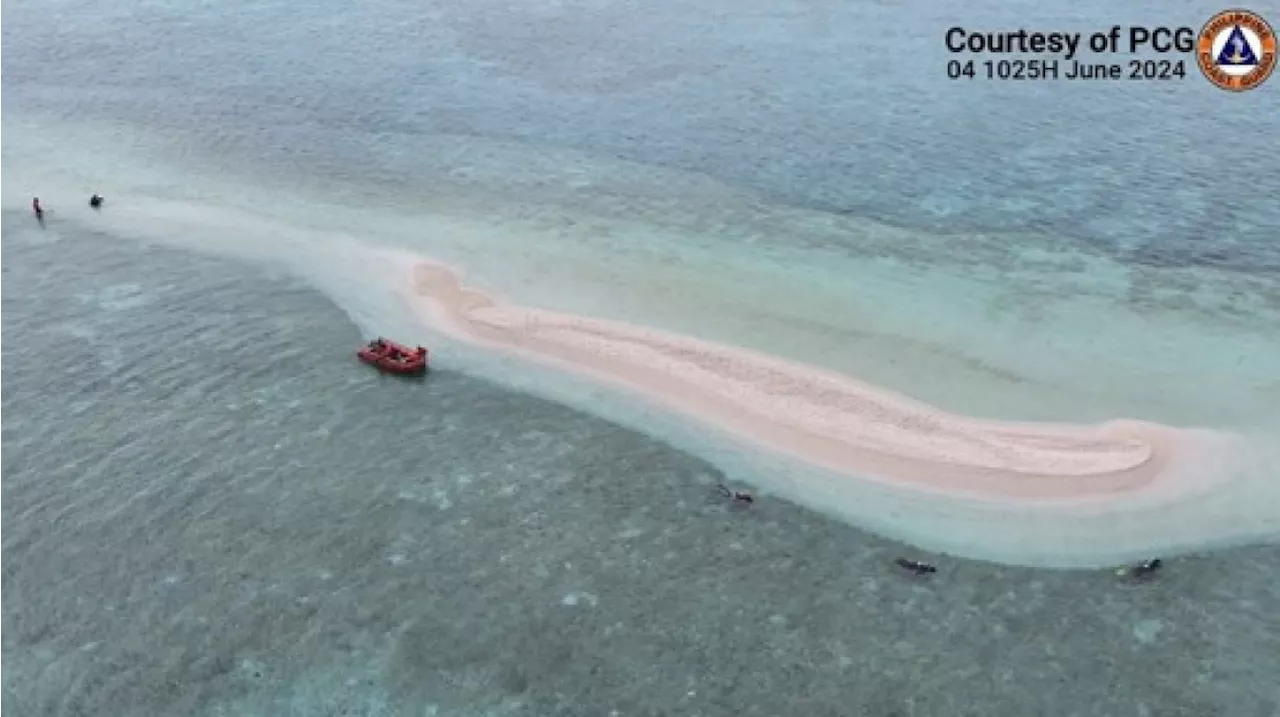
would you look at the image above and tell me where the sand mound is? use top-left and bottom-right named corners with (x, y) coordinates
top-left (404, 261), bottom-right (1185, 500)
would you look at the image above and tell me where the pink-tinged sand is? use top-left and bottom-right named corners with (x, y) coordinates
top-left (400, 259), bottom-right (1201, 501)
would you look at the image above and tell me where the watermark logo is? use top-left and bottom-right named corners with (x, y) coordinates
top-left (1197, 9), bottom-right (1276, 91)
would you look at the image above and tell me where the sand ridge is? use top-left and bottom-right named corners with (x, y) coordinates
top-left (403, 260), bottom-right (1185, 500)
top-left (4, 191), bottom-right (1266, 564)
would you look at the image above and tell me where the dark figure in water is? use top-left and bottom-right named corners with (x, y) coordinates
top-left (895, 557), bottom-right (937, 575)
top-left (89, 194), bottom-right (104, 208)
top-left (1117, 559), bottom-right (1162, 578)
top-left (716, 483), bottom-right (754, 505)
top-left (32, 197), bottom-right (43, 218)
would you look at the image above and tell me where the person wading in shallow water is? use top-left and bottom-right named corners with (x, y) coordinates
top-left (32, 197), bottom-right (43, 218)
top-left (1116, 558), bottom-right (1162, 578)
top-left (895, 557), bottom-right (938, 575)
top-left (716, 483), bottom-right (754, 505)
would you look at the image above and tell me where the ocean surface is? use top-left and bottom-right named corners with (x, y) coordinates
top-left (3, 0), bottom-right (1279, 713)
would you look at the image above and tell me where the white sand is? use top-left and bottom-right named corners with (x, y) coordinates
top-left (4, 122), bottom-right (1276, 567)
top-left (401, 258), bottom-right (1198, 498)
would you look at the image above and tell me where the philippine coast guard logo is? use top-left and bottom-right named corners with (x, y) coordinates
top-left (1197, 9), bottom-right (1276, 91)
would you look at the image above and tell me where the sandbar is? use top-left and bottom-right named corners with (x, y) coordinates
top-left (398, 259), bottom-right (1206, 502)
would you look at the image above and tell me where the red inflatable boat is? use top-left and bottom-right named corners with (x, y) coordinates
top-left (358, 338), bottom-right (428, 376)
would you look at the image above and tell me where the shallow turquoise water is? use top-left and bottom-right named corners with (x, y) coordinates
top-left (3, 0), bottom-right (1279, 713)
top-left (4, 0), bottom-right (1279, 267)
top-left (5, 0), bottom-right (1278, 431)
top-left (4, 221), bottom-right (1279, 716)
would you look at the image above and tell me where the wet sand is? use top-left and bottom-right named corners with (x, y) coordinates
top-left (383, 256), bottom-right (1279, 567)
top-left (5, 226), bottom-right (1277, 717)
top-left (403, 258), bottom-right (1226, 501)
top-left (2, 184), bottom-right (1272, 565)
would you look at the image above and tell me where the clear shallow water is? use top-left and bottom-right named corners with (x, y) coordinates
top-left (4, 0), bottom-right (1280, 712)
top-left (4, 223), bottom-right (1279, 716)
top-left (4, 0), bottom-right (1280, 269)
top-left (5, 0), bottom-right (1280, 430)
top-left (6, 112), bottom-right (1278, 428)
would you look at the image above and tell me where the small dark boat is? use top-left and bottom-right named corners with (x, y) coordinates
top-left (358, 338), bottom-right (428, 375)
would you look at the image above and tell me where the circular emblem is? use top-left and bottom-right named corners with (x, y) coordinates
top-left (1197, 9), bottom-right (1276, 91)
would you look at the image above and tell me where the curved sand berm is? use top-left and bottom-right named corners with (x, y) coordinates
top-left (8, 187), bottom-right (1269, 565)
top-left (5, 149), bottom-right (1274, 567)
top-left (401, 259), bottom-right (1235, 507)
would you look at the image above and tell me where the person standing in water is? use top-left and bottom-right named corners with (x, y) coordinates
top-left (32, 197), bottom-right (43, 218)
